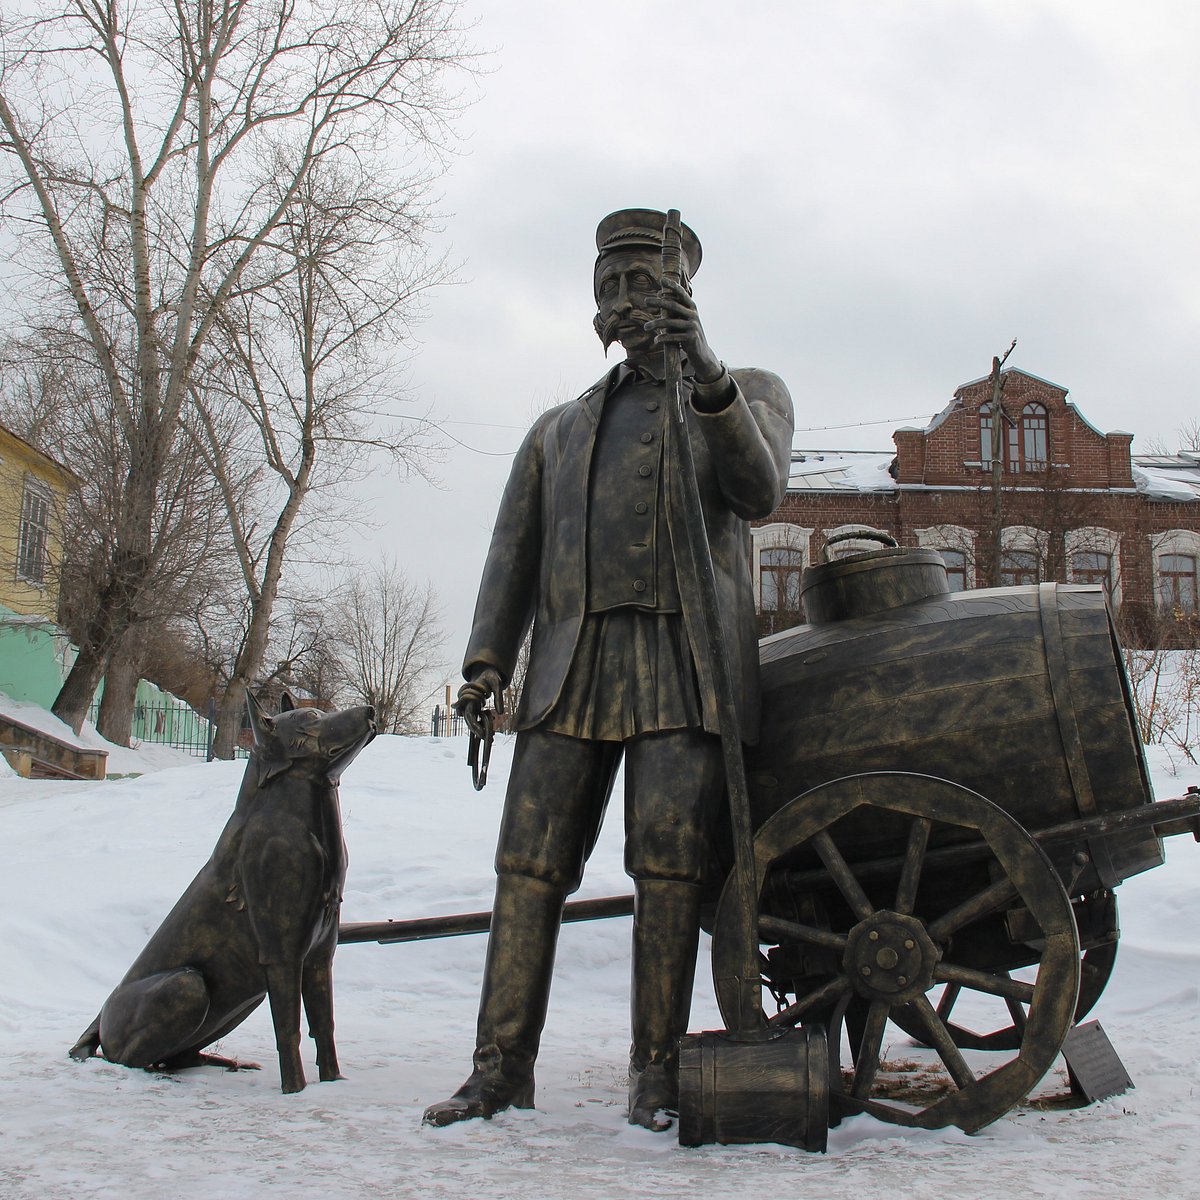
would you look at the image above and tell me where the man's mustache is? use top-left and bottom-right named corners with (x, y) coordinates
top-left (595, 309), bottom-right (652, 351)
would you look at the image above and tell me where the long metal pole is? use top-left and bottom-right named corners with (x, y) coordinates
top-left (338, 894), bottom-right (636, 945)
top-left (661, 210), bottom-right (763, 1034)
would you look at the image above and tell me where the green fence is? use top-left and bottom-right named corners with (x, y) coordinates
top-left (87, 695), bottom-right (219, 758)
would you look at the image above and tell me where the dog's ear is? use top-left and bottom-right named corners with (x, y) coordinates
top-left (245, 692), bottom-right (294, 785)
top-left (245, 690), bottom-right (275, 745)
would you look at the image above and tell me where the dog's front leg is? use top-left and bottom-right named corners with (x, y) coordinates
top-left (264, 964), bottom-right (306, 1093)
top-left (302, 953), bottom-right (343, 1082)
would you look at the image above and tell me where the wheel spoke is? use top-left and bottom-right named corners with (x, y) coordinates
top-left (926, 876), bottom-right (1019, 942)
top-left (767, 974), bottom-right (852, 1028)
top-left (935, 982), bottom-right (961, 1021)
top-left (934, 961), bottom-right (1036, 1004)
top-left (1004, 994), bottom-right (1029, 1032)
top-left (812, 830), bottom-right (874, 921)
top-left (850, 1000), bottom-right (891, 1098)
top-left (759, 913), bottom-right (847, 953)
top-left (894, 817), bottom-right (931, 915)
top-left (909, 994), bottom-right (976, 1089)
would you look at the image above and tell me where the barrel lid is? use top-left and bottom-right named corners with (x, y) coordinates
top-left (801, 546), bottom-right (951, 623)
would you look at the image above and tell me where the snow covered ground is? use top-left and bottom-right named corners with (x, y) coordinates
top-left (2, 732), bottom-right (1200, 1199)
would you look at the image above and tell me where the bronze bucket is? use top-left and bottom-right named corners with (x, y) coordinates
top-left (678, 1023), bottom-right (829, 1151)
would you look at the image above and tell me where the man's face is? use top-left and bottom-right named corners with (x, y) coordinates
top-left (594, 249), bottom-right (663, 358)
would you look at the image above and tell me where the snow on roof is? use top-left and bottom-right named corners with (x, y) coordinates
top-left (787, 449), bottom-right (897, 493)
top-left (1132, 453), bottom-right (1200, 502)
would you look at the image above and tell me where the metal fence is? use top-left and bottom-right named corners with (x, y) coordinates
top-left (429, 705), bottom-right (465, 737)
top-left (88, 696), bottom-right (223, 759)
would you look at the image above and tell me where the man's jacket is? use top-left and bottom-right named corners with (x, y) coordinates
top-left (463, 363), bottom-right (794, 745)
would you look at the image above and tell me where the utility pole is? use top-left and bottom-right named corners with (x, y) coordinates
top-left (989, 339), bottom-right (1018, 585)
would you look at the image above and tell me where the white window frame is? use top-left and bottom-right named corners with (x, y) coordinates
top-left (1065, 526), bottom-right (1122, 607)
top-left (915, 525), bottom-right (976, 589)
top-left (751, 523), bottom-right (811, 611)
top-left (16, 477), bottom-right (54, 587)
top-left (999, 525), bottom-right (1049, 587)
top-left (1151, 529), bottom-right (1200, 614)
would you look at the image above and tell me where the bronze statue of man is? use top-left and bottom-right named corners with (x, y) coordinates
top-left (423, 209), bottom-right (794, 1131)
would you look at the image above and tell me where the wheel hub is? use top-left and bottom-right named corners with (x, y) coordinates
top-left (843, 910), bottom-right (940, 1004)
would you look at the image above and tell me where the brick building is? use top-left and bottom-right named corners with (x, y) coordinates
top-left (753, 368), bottom-right (1200, 643)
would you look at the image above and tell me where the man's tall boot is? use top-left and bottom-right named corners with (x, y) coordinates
top-left (423, 873), bottom-right (565, 1126)
top-left (628, 878), bottom-right (703, 1131)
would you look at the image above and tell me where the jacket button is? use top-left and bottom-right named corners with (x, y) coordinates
top-left (640, 432), bottom-right (653, 444)
top-left (638, 464), bottom-right (652, 477)
top-left (646, 400), bottom-right (659, 411)
top-left (634, 501), bottom-right (648, 514)
top-left (632, 579), bottom-right (647, 592)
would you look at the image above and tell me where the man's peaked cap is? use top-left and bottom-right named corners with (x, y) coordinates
top-left (595, 208), bottom-right (702, 279)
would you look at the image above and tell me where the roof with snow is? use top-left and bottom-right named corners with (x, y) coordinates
top-left (1132, 452), bottom-right (1200, 502)
top-left (787, 449), bottom-right (897, 493)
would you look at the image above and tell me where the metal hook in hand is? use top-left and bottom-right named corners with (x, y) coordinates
top-left (467, 708), bottom-right (495, 791)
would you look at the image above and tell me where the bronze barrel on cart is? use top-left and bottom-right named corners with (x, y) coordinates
top-left (746, 546), bottom-right (1160, 895)
top-left (707, 542), bottom-right (1161, 1134)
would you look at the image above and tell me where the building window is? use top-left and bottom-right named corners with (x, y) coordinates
top-left (981, 402), bottom-right (1049, 471)
top-left (1152, 530), bottom-right (1200, 617)
top-left (1070, 550), bottom-right (1114, 598)
top-left (1021, 403), bottom-right (1048, 470)
top-left (752, 523), bottom-right (811, 635)
top-left (760, 547), bottom-right (804, 613)
top-left (936, 548), bottom-right (969, 591)
top-left (916, 525), bottom-right (975, 588)
top-left (1066, 528), bottom-right (1121, 608)
top-left (1159, 554), bottom-right (1198, 615)
top-left (17, 482), bottom-right (52, 585)
top-left (1000, 549), bottom-right (1040, 587)
top-left (979, 404), bottom-right (1017, 470)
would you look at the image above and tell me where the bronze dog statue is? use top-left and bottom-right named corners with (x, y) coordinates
top-left (69, 696), bottom-right (376, 1093)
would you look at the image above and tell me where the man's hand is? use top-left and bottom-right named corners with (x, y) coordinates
top-left (644, 278), bottom-right (724, 386)
top-left (454, 666), bottom-right (504, 738)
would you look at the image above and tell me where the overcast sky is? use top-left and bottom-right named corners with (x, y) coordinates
top-left (359, 0), bottom-right (1200, 675)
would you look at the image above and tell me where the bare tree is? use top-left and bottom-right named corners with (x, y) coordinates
top-left (0, 331), bottom-right (234, 742)
top-left (333, 559), bottom-right (444, 734)
top-left (269, 599), bottom-right (346, 711)
top-left (0, 0), bottom-right (470, 731)
top-left (1122, 606), bottom-right (1200, 767)
top-left (187, 154), bottom-right (443, 756)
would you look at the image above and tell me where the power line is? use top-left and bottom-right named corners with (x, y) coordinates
top-left (443, 411), bottom-right (939, 457)
top-left (794, 413), bottom-right (936, 434)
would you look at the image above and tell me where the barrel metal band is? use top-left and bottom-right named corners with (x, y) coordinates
top-left (701, 1035), bottom-right (718, 1145)
top-left (1037, 583), bottom-right (1118, 887)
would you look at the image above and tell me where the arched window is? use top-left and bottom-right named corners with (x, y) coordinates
top-left (751, 523), bottom-right (811, 636)
top-left (760, 547), bottom-right (804, 614)
top-left (1000, 550), bottom-right (1040, 586)
top-left (1152, 530), bottom-right (1200, 617)
top-left (1070, 550), bottom-right (1114, 597)
top-left (916, 525), bottom-right (975, 589)
top-left (1021, 403), bottom-right (1048, 470)
top-left (1160, 554), bottom-right (1199, 615)
top-left (1066, 528), bottom-right (1122, 607)
top-left (936, 548), bottom-right (969, 591)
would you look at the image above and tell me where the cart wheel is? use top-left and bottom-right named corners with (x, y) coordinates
top-left (710, 772), bottom-right (1080, 1134)
top-left (890, 931), bottom-right (1118, 1052)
